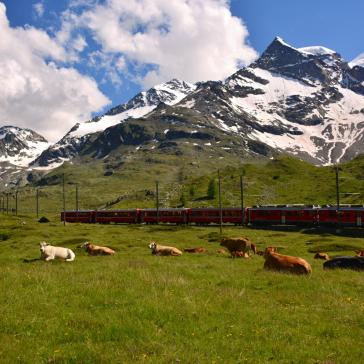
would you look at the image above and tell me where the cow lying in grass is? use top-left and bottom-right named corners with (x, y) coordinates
top-left (80, 242), bottom-right (115, 256)
top-left (323, 256), bottom-right (364, 271)
top-left (184, 247), bottom-right (207, 253)
top-left (40, 242), bottom-right (75, 262)
top-left (355, 250), bottom-right (364, 257)
top-left (314, 252), bottom-right (330, 260)
top-left (232, 251), bottom-right (250, 258)
top-left (148, 242), bottom-right (182, 256)
top-left (220, 237), bottom-right (257, 258)
top-left (263, 246), bottom-right (312, 275)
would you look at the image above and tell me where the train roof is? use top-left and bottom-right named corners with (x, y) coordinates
top-left (250, 204), bottom-right (320, 210)
top-left (189, 207), bottom-right (242, 210)
top-left (96, 209), bottom-right (138, 212)
top-left (139, 208), bottom-right (188, 211)
top-left (319, 205), bottom-right (364, 210)
top-left (63, 210), bottom-right (94, 212)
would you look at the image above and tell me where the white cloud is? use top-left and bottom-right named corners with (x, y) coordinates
top-left (87, 51), bottom-right (126, 86)
top-left (33, 2), bottom-right (44, 18)
top-left (61, 0), bottom-right (258, 87)
top-left (0, 3), bottom-right (110, 142)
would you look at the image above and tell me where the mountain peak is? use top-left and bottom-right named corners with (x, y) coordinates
top-left (0, 125), bottom-right (49, 167)
top-left (272, 36), bottom-right (295, 49)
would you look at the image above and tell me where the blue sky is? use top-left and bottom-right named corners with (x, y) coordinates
top-left (232, 0), bottom-right (364, 60)
top-left (0, 0), bottom-right (363, 141)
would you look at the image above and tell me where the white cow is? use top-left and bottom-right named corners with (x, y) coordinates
top-left (40, 242), bottom-right (75, 262)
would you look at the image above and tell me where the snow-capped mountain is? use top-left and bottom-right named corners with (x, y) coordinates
top-left (177, 37), bottom-right (364, 164)
top-left (32, 79), bottom-right (196, 167)
top-left (0, 126), bottom-right (49, 167)
top-left (4, 37), bottom-right (364, 171)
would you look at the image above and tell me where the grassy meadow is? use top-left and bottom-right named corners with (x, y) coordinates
top-left (1, 213), bottom-right (364, 363)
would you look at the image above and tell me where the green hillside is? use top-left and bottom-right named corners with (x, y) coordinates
top-left (2, 153), bottom-right (364, 218)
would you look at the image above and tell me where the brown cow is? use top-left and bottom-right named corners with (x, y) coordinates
top-left (184, 247), bottom-right (207, 253)
top-left (263, 247), bottom-right (312, 275)
top-left (355, 250), bottom-right (364, 257)
top-left (80, 242), bottom-right (116, 256)
top-left (220, 237), bottom-right (257, 258)
top-left (149, 242), bottom-right (182, 256)
top-left (314, 252), bottom-right (330, 260)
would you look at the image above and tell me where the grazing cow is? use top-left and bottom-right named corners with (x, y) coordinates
top-left (355, 250), bottom-right (364, 257)
top-left (323, 256), bottom-right (364, 271)
top-left (40, 242), bottom-right (75, 262)
top-left (220, 237), bottom-right (257, 258)
top-left (80, 242), bottom-right (115, 256)
top-left (314, 252), bottom-right (330, 260)
top-left (184, 247), bottom-right (207, 253)
top-left (148, 242), bottom-right (182, 256)
top-left (263, 247), bottom-right (312, 275)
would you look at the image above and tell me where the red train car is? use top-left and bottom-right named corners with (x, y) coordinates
top-left (139, 208), bottom-right (188, 224)
top-left (94, 209), bottom-right (139, 224)
top-left (61, 210), bottom-right (95, 223)
top-left (248, 205), bottom-right (318, 225)
top-left (188, 208), bottom-right (244, 225)
top-left (317, 205), bottom-right (364, 227)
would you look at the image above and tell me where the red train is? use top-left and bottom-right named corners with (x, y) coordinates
top-left (61, 204), bottom-right (364, 227)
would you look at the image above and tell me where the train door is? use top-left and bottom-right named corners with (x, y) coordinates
top-left (356, 213), bottom-right (362, 227)
top-left (281, 213), bottom-right (286, 225)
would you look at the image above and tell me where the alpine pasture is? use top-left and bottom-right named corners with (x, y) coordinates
top-left (1, 212), bottom-right (364, 363)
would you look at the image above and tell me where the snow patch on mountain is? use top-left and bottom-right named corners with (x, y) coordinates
top-left (349, 53), bottom-right (364, 68)
top-left (31, 79), bottom-right (197, 167)
top-left (65, 79), bottom-right (196, 140)
top-left (224, 66), bottom-right (364, 164)
top-left (0, 126), bottom-right (49, 167)
top-left (298, 46), bottom-right (336, 56)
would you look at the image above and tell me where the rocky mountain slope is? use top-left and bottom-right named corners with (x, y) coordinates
top-left (2, 37), bottom-right (364, 179)
top-left (0, 126), bottom-right (49, 167)
top-left (0, 126), bottom-right (49, 188)
top-left (179, 37), bottom-right (364, 165)
top-left (32, 79), bottom-right (196, 168)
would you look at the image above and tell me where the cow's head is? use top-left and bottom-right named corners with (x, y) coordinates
top-left (80, 242), bottom-right (90, 249)
top-left (220, 239), bottom-right (227, 247)
top-left (39, 241), bottom-right (49, 252)
top-left (355, 250), bottom-right (364, 257)
top-left (264, 246), bottom-right (277, 258)
top-left (148, 242), bottom-right (157, 251)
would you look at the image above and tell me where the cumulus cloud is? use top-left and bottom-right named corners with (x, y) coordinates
top-left (61, 0), bottom-right (258, 87)
top-left (0, 3), bottom-right (110, 142)
top-left (33, 2), bottom-right (44, 18)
